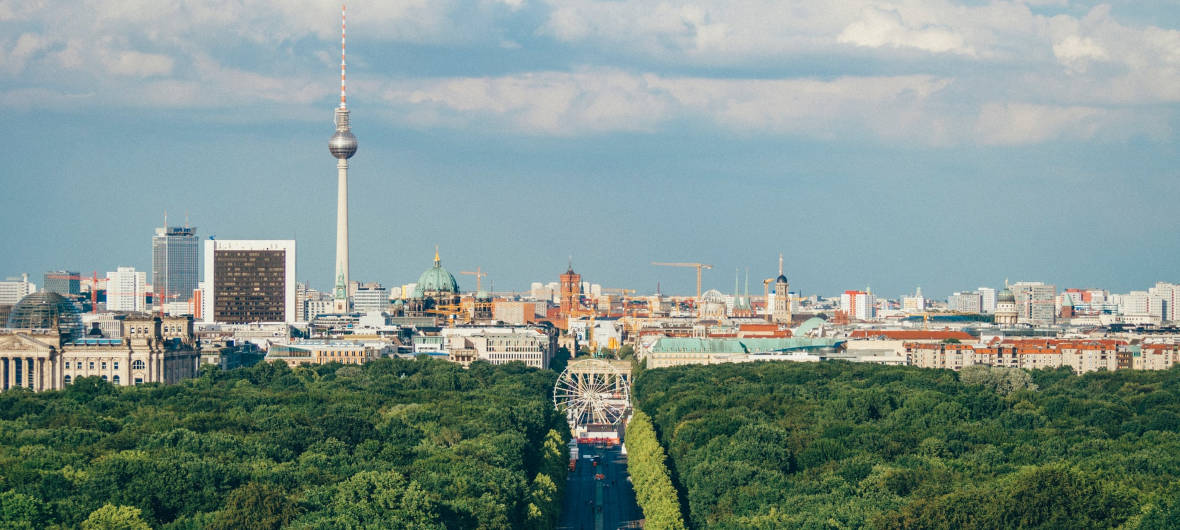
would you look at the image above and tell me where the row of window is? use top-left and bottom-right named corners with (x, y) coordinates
top-left (63, 375), bottom-right (144, 385)
top-left (64, 360), bottom-right (145, 370)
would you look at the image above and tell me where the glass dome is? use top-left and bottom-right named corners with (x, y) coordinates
top-left (6, 291), bottom-right (83, 341)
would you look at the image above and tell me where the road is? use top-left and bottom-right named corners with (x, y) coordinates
top-left (558, 443), bottom-right (643, 530)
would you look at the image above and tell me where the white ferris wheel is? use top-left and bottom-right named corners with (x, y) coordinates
top-left (553, 359), bottom-right (630, 427)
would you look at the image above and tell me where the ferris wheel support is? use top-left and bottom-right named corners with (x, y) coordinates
top-left (553, 359), bottom-right (630, 430)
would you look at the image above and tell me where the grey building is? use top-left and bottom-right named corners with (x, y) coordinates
top-left (152, 226), bottom-right (200, 308)
top-left (43, 270), bottom-right (80, 296)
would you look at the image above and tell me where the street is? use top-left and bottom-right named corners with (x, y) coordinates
top-left (558, 443), bottom-right (643, 530)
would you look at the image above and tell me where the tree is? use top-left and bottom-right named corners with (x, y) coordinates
top-left (81, 504), bottom-right (151, 530)
top-left (209, 482), bottom-right (300, 530)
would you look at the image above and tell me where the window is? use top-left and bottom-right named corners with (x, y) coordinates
top-left (113, 375), bottom-right (120, 384)
top-left (113, 362), bottom-right (119, 370)
top-left (132, 360), bottom-right (145, 370)
top-left (134, 378), bottom-right (143, 385)
top-left (101, 362), bottom-right (107, 370)
top-left (101, 375), bottom-right (108, 381)
top-left (64, 375), bottom-right (72, 385)
top-left (89, 362), bottom-right (94, 369)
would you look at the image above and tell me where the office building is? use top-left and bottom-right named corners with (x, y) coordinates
top-left (105, 267), bottom-right (147, 312)
top-left (949, 291), bottom-right (982, 313)
top-left (43, 271), bottom-right (80, 296)
top-left (978, 287), bottom-right (997, 313)
top-left (1010, 281), bottom-right (1056, 326)
top-left (152, 226), bottom-right (200, 309)
top-left (203, 240), bottom-right (296, 324)
top-left (0, 274), bottom-right (36, 305)
top-left (353, 283), bottom-right (389, 313)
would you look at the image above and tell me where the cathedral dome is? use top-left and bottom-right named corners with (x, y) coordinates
top-left (413, 250), bottom-right (460, 298)
top-left (6, 291), bottom-right (83, 340)
top-left (997, 288), bottom-right (1015, 303)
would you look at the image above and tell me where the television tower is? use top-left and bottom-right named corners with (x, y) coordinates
top-left (329, 4), bottom-right (357, 313)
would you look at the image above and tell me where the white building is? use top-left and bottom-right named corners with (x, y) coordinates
top-left (441, 326), bottom-right (555, 369)
top-left (353, 283), bottom-right (389, 313)
top-left (106, 267), bottom-right (147, 312)
top-left (202, 240), bottom-right (296, 323)
top-left (902, 287), bottom-right (926, 314)
top-left (841, 291), bottom-right (876, 321)
top-left (1149, 282), bottom-right (1179, 322)
top-left (978, 287), bottom-right (996, 313)
top-left (949, 291), bottom-right (983, 313)
top-left (0, 274), bottom-right (36, 305)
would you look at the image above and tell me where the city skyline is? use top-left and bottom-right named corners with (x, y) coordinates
top-left (1, 2), bottom-right (1178, 298)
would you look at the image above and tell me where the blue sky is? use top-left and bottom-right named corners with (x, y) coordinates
top-left (1, 1), bottom-right (1177, 299)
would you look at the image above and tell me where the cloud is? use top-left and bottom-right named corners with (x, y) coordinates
top-left (0, 33), bottom-right (48, 73)
top-left (838, 6), bottom-right (973, 55)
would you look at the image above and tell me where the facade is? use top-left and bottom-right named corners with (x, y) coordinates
top-left (441, 326), bottom-right (555, 369)
top-left (1010, 282), bottom-right (1056, 326)
top-left (0, 315), bottom-right (200, 391)
top-left (105, 266), bottom-right (147, 312)
top-left (1148, 282), bottom-right (1179, 322)
top-left (0, 274), bottom-right (36, 305)
top-left (841, 290), bottom-right (876, 321)
top-left (949, 291), bottom-right (982, 313)
top-left (902, 287), bottom-right (926, 313)
top-left (152, 226), bottom-right (200, 310)
top-left (203, 240), bottom-right (296, 324)
top-left (265, 340), bottom-right (383, 367)
top-left (978, 287), bottom-right (997, 313)
top-left (353, 283), bottom-right (389, 313)
top-left (43, 270), bottom-right (80, 296)
top-left (905, 339), bottom-right (1127, 374)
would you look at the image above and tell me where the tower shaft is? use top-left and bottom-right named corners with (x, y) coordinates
top-left (333, 157), bottom-right (350, 311)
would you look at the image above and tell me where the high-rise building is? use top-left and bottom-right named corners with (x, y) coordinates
top-left (329, 5), bottom-right (358, 314)
top-left (841, 290), bottom-right (876, 321)
top-left (1010, 281), bottom-right (1056, 326)
top-left (978, 287), bottom-right (997, 313)
top-left (203, 240), bottom-right (296, 324)
top-left (152, 226), bottom-right (199, 310)
top-left (43, 271), bottom-right (80, 296)
top-left (1149, 282), bottom-right (1179, 322)
top-left (105, 267), bottom-right (147, 312)
top-left (0, 274), bottom-right (36, 305)
top-left (353, 283), bottom-right (389, 313)
top-left (949, 291), bottom-right (982, 313)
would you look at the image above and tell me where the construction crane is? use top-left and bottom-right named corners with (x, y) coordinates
top-left (651, 262), bottom-right (713, 300)
top-left (460, 267), bottom-right (487, 293)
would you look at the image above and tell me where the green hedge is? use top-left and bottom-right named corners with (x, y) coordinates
top-left (625, 410), bottom-right (687, 530)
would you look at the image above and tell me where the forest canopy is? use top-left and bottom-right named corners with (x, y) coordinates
top-left (633, 361), bottom-right (1180, 529)
top-left (0, 358), bottom-right (568, 529)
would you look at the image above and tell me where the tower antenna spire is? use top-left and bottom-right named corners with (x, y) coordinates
top-left (340, 4), bottom-right (347, 108)
top-left (778, 253), bottom-right (783, 275)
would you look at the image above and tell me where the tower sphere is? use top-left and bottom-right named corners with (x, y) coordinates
top-left (329, 131), bottom-right (357, 159)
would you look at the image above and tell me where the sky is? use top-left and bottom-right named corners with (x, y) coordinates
top-left (0, 0), bottom-right (1178, 300)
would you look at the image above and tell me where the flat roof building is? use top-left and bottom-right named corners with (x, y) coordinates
top-left (203, 240), bottom-right (295, 324)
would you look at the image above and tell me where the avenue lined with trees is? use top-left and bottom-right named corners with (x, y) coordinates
top-left (0, 358), bottom-right (568, 529)
top-left (633, 361), bottom-right (1180, 528)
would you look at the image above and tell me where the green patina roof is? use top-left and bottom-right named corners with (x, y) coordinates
top-left (651, 336), bottom-right (842, 354)
top-left (793, 317), bottom-right (826, 336)
top-left (413, 251), bottom-right (460, 298)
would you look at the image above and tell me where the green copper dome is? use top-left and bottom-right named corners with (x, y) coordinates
top-left (413, 249), bottom-right (460, 298)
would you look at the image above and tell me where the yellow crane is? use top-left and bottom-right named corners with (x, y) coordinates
top-left (460, 267), bottom-right (487, 293)
top-left (652, 262), bottom-right (714, 299)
